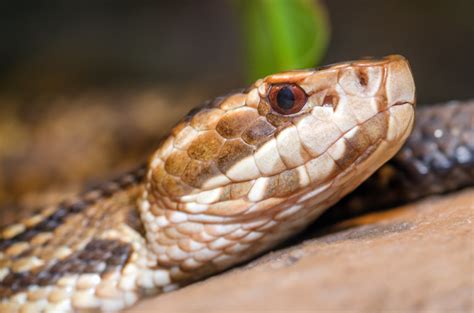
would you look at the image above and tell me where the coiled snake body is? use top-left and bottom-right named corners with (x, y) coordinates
top-left (0, 55), bottom-right (471, 312)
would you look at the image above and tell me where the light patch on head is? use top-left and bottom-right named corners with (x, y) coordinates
top-left (179, 238), bottom-right (205, 252)
top-left (242, 219), bottom-right (269, 230)
top-left (310, 105), bottom-right (334, 122)
top-left (219, 93), bottom-right (246, 110)
top-left (184, 202), bottom-right (208, 214)
top-left (208, 237), bottom-right (233, 250)
top-left (275, 204), bottom-right (303, 220)
top-left (226, 156), bottom-right (261, 182)
top-left (193, 247), bottom-right (221, 262)
top-left (276, 125), bottom-right (310, 168)
top-left (386, 104), bottom-right (415, 142)
top-left (254, 139), bottom-right (287, 176)
top-left (166, 245), bottom-right (188, 261)
top-left (296, 165), bottom-right (311, 187)
top-left (173, 126), bottom-right (198, 150)
top-left (248, 177), bottom-right (270, 202)
top-left (167, 211), bottom-right (187, 223)
top-left (331, 96), bottom-right (365, 133)
top-left (246, 197), bottom-right (285, 214)
top-left (156, 137), bottom-right (174, 161)
top-left (206, 199), bottom-right (250, 216)
top-left (187, 213), bottom-right (228, 224)
top-left (224, 243), bottom-right (251, 255)
top-left (150, 157), bottom-right (163, 171)
top-left (196, 188), bottom-right (223, 204)
top-left (304, 153), bottom-right (338, 184)
top-left (190, 108), bottom-right (225, 131)
top-left (297, 183), bottom-right (331, 204)
top-left (240, 231), bottom-right (264, 243)
top-left (201, 174), bottom-right (231, 190)
top-left (344, 126), bottom-right (371, 153)
top-left (175, 223), bottom-right (202, 238)
top-left (179, 193), bottom-right (197, 203)
top-left (257, 82), bottom-right (267, 96)
top-left (245, 88), bottom-right (260, 108)
top-left (342, 94), bottom-right (381, 124)
top-left (204, 224), bottom-right (239, 236)
top-left (152, 270), bottom-right (171, 287)
top-left (327, 137), bottom-right (347, 162)
top-left (181, 257), bottom-right (202, 271)
top-left (296, 115), bottom-right (342, 157)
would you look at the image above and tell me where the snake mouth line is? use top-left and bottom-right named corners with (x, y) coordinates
top-left (392, 101), bottom-right (415, 107)
top-left (296, 100), bottom-right (414, 171)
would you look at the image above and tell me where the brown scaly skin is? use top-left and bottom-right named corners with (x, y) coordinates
top-left (0, 55), bottom-right (416, 312)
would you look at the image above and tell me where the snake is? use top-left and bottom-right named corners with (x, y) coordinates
top-left (0, 55), bottom-right (472, 313)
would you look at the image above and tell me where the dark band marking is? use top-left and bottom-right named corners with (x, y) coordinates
top-left (0, 166), bottom-right (146, 252)
top-left (0, 239), bottom-right (132, 298)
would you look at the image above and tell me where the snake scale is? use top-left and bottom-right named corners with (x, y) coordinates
top-left (0, 55), bottom-right (472, 313)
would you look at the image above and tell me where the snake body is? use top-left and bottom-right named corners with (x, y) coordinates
top-left (0, 55), bottom-right (421, 312)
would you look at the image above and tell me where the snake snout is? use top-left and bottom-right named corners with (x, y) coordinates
top-left (380, 55), bottom-right (416, 144)
top-left (384, 55), bottom-right (416, 108)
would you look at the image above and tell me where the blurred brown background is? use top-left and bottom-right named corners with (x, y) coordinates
top-left (0, 0), bottom-right (473, 209)
top-left (1, 1), bottom-right (472, 100)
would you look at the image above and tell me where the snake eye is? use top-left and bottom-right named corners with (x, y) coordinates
top-left (268, 84), bottom-right (307, 115)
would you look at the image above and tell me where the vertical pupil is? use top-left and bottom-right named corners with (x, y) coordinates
top-left (277, 87), bottom-right (295, 110)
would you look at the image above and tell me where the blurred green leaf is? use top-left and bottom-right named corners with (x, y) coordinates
top-left (236, 0), bottom-right (330, 82)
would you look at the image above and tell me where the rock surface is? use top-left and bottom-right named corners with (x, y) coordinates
top-left (129, 188), bottom-right (474, 313)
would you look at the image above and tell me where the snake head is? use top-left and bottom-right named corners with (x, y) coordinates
top-left (141, 55), bottom-right (415, 269)
top-left (146, 54), bottom-right (415, 201)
